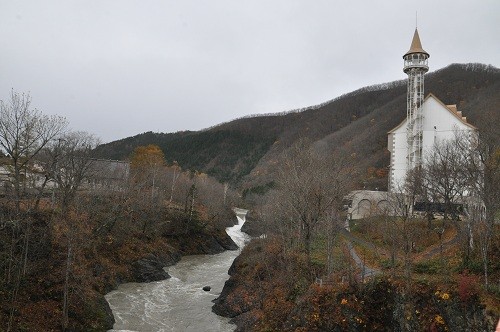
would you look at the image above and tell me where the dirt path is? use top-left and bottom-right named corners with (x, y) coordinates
top-left (420, 224), bottom-right (460, 260)
top-left (341, 222), bottom-right (381, 279)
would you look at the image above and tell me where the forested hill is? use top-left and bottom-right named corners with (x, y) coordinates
top-left (95, 63), bottom-right (500, 189)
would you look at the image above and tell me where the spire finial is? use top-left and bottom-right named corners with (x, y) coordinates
top-left (415, 11), bottom-right (418, 28)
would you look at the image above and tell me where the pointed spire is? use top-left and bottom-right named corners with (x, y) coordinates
top-left (404, 28), bottom-right (429, 58)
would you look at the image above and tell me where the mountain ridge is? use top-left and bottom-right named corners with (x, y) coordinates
top-left (95, 63), bottom-right (500, 190)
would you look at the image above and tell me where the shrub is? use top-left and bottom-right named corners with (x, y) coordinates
top-left (457, 271), bottom-right (479, 303)
top-left (413, 260), bottom-right (441, 274)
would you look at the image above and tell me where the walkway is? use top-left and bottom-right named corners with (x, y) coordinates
top-left (341, 219), bottom-right (380, 280)
top-left (420, 222), bottom-right (460, 260)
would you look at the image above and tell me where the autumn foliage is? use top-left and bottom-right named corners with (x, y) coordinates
top-left (130, 144), bottom-right (166, 171)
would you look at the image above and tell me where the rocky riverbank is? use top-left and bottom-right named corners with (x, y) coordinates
top-left (213, 238), bottom-right (498, 331)
top-left (0, 208), bottom-right (239, 331)
top-left (131, 230), bottom-right (238, 283)
top-left (99, 227), bottom-right (239, 328)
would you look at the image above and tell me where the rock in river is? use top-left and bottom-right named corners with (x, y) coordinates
top-left (131, 254), bottom-right (171, 283)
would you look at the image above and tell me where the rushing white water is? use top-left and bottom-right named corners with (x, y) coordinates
top-left (106, 214), bottom-right (250, 332)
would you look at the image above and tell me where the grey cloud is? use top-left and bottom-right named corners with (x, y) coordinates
top-left (0, 0), bottom-right (498, 142)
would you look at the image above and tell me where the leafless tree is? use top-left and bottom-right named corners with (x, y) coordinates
top-left (422, 137), bottom-right (469, 222)
top-left (168, 161), bottom-right (181, 203)
top-left (48, 132), bottom-right (100, 211)
top-left (44, 131), bottom-right (99, 331)
top-left (274, 139), bottom-right (354, 266)
top-left (0, 91), bottom-right (67, 213)
top-left (456, 127), bottom-right (499, 289)
top-left (381, 171), bottom-right (424, 292)
top-left (0, 91), bottom-right (67, 332)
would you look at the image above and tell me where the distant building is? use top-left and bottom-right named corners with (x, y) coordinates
top-left (0, 157), bottom-right (130, 194)
top-left (87, 159), bottom-right (130, 190)
top-left (387, 29), bottom-right (476, 192)
top-left (346, 190), bottom-right (392, 220)
top-left (0, 165), bottom-right (11, 192)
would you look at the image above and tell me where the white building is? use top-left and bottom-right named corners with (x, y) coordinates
top-left (348, 29), bottom-right (477, 219)
top-left (387, 29), bottom-right (477, 192)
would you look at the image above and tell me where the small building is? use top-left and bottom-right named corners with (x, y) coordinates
top-left (87, 159), bottom-right (130, 190)
top-left (346, 190), bottom-right (392, 220)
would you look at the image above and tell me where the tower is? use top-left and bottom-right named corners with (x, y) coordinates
top-left (403, 29), bottom-right (429, 172)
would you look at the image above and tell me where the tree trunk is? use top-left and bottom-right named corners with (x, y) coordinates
top-left (304, 223), bottom-right (311, 265)
top-left (22, 219), bottom-right (31, 276)
top-left (14, 164), bottom-right (21, 214)
top-left (62, 237), bottom-right (72, 331)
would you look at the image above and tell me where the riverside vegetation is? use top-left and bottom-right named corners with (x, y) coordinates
top-left (212, 133), bottom-right (500, 331)
top-left (1, 63), bottom-right (499, 331)
top-left (0, 91), bottom-right (241, 331)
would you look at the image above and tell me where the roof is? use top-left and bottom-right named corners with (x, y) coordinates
top-left (387, 93), bottom-right (478, 133)
top-left (431, 94), bottom-right (477, 130)
top-left (403, 29), bottom-right (429, 58)
top-left (387, 117), bottom-right (407, 134)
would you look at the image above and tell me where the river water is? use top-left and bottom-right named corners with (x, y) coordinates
top-left (105, 215), bottom-right (250, 332)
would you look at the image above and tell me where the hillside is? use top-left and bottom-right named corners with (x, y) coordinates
top-left (95, 63), bottom-right (500, 190)
top-left (211, 219), bottom-right (500, 331)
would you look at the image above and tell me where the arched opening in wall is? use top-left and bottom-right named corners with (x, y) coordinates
top-left (377, 200), bottom-right (390, 215)
top-left (357, 199), bottom-right (372, 219)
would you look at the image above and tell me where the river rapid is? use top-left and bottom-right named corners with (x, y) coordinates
top-left (105, 215), bottom-right (250, 332)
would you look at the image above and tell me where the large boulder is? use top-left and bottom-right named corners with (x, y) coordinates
top-left (240, 216), bottom-right (265, 237)
top-left (197, 230), bottom-right (239, 254)
top-left (212, 278), bottom-right (241, 317)
top-left (131, 254), bottom-right (171, 283)
top-left (214, 230), bottom-right (239, 251)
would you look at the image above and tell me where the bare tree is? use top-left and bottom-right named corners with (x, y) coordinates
top-left (0, 91), bottom-right (67, 332)
top-left (46, 131), bottom-right (99, 331)
top-left (0, 91), bottom-right (67, 213)
top-left (168, 161), bottom-right (181, 203)
top-left (418, 126), bottom-right (499, 289)
top-left (381, 171), bottom-right (424, 291)
top-left (275, 139), bottom-right (354, 266)
top-left (422, 137), bottom-right (469, 221)
top-left (457, 127), bottom-right (499, 289)
top-left (50, 132), bottom-right (100, 212)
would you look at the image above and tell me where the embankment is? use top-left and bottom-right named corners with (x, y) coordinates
top-left (213, 238), bottom-right (498, 331)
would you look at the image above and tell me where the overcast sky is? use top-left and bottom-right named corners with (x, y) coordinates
top-left (1, 1), bottom-right (499, 143)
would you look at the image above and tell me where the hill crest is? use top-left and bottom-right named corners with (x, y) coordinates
top-left (95, 63), bottom-right (500, 190)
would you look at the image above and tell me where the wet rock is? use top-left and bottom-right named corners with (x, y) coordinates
top-left (197, 231), bottom-right (238, 254)
top-left (241, 216), bottom-right (265, 237)
top-left (212, 278), bottom-right (255, 318)
top-left (95, 295), bottom-right (115, 329)
top-left (228, 254), bottom-right (243, 276)
top-left (161, 251), bottom-right (182, 267)
top-left (131, 254), bottom-right (171, 283)
top-left (214, 231), bottom-right (238, 251)
top-left (199, 235), bottom-right (226, 254)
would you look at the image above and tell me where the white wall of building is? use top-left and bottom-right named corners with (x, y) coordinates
top-left (388, 119), bottom-right (408, 192)
top-left (388, 94), bottom-right (476, 192)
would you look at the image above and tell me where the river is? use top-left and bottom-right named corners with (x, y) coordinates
top-left (105, 215), bottom-right (250, 332)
